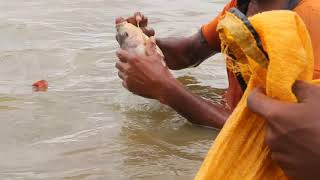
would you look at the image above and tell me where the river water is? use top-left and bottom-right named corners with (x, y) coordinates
top-left (0, 0), bottom-right (228, 179)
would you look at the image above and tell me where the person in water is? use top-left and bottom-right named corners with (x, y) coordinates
top-left (116, 0), bottom-right (319, 129)
top-left (116, 0), bottom-right (320, 179)
top-left (115, 1), bottom-right (320, 178)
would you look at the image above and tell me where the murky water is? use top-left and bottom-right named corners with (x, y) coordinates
top-left (0, 0), bottom-right (228, 179)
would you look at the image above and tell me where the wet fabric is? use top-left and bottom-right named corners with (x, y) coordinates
top-left (201, 0), bottom-right (237, 49)
top-left (196, 8), bottom-right (317, 180)
top-left (202, 0), bottom-right (320, 78)
top-left (294, 0), bottom-right (320, 78)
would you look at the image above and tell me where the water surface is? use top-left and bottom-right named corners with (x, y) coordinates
top-left (0, 0), bottom-right (227, 179)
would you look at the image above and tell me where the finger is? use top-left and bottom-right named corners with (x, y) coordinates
top-left (139, 16), bottom-right (148, 27)
top-left (270, 152), bottom-right (295, 174)
top-left (292, 80), bottom-right (320, 103)
top-left (134, 12), bottom-right (142, 26)
top-left (115, 61), bottom-right (128, 72)
top-left (126, 12), bottom-right (147, 27)
top-left (265, 126), bottom-right (292, 154)
top-left (141, 27), bottom-right (155, 37)
top-left (134, 12), bottom-right (142, 18)
top-left (117, 53), bottom-right (128, 63)
top-left (135, 14), bottom-right (142, 24)
top-left (117, 49), bottom-right (139, 65)
top-left (116, 49), bottom-right (136, 63)
top-left (247, 87), bottom-right (292, 120)
top-left (118, 71), bottom-right (125, 80)
top-left (271, 153), bottom-right (288, 168)
top-left (265, 125), bottom-right (277, 152)
top-left (134, 12), bottom-right (148, 27)
top-left (122, 81), bottom-right (128, 89)
top-left (126, 16), bottom-right (138, 26)
top-left (115, 17), bottom-right (126, 25)
top-left (145, 37), bottom-right (157, 56)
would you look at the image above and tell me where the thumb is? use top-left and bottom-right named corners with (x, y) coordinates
top-left (145, 37), bottom-right (157, 56)
top-left (247, 87), bottom-right (291, 120)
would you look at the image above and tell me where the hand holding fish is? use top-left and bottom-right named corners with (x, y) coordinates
top-left (115, 12), bottom-right (175, 100)
top-left (117, 12), bottom-right (155, 37)
top-left (114, 12), bottom-right (231, 129)
top-left (116, 47), bottom-right (174, 100)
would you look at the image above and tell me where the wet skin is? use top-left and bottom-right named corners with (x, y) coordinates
top-left (115, 0), bottom-right (320, 179)
top-left (248, 81), bottom-right (320, 180)
top-left (116, 14), bottom-right (230, 129)
top-left (115, 1), bottom-right (291, 129)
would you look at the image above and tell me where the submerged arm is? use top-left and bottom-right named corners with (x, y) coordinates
top-left (116, 48), bottom-right (230, 129)
top-left (160, 78), bottom-right (231, 128)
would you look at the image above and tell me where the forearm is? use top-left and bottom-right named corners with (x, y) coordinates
top-left (159, 78), bottom-right (231, 129)
top-left (156, 30), bottom-right (218, 70)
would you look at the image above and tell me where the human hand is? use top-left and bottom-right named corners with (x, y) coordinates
top-left (116, 12), bottom-right (155, 37)
top-left (115, 40), bottom-right (174, 100)
top-left (247, 81), bottom-right (320, 180)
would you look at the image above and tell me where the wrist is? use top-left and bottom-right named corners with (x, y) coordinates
top-left (155, 77), bottom-right (181, 105)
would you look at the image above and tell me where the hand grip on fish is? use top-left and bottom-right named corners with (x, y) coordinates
top-left (115, 17), bottom-right (164, 59)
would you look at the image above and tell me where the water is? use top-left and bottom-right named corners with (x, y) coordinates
top-left (0, 0), bottom-right (228, 179)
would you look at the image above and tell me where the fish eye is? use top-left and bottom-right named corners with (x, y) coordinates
top-left (124, 32), bottom-right (129, 37)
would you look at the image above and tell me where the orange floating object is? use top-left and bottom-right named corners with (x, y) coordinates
top-left (32, 80), bottom-right (48, 92)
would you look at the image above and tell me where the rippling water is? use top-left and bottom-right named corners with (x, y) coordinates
top-left (0, 0), bottom-right (228, 179)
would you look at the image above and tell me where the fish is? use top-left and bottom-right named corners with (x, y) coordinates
top-left (32, 80), bottom-right (48, 92)
top-left (115, 18), bottom-right (164, 58)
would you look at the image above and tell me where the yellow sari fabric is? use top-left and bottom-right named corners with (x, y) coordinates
top-left (196, 9), bottom-right (316, 180)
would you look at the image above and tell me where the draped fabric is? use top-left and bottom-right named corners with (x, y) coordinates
top-left (196, 9), bottom-right (317, 180)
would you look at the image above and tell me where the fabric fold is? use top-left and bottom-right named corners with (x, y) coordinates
top-left (196, 8), bottom-right (316, 180)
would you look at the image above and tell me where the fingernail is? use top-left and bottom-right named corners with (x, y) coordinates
top-left (136, 15), bottom-right (142, 22)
